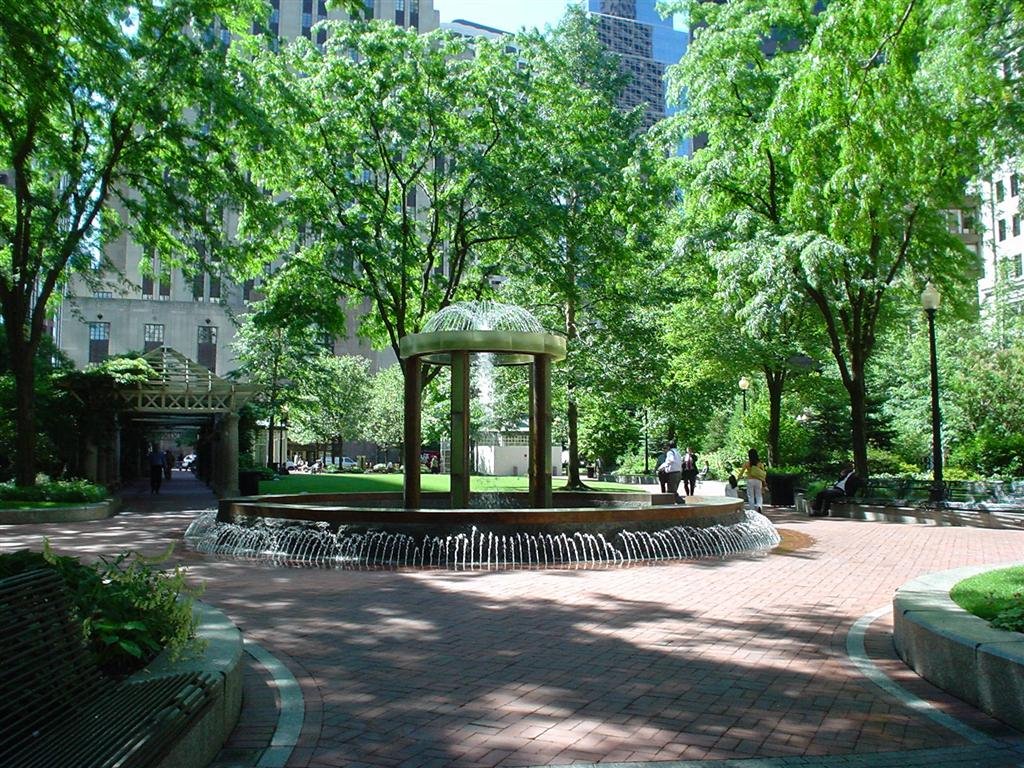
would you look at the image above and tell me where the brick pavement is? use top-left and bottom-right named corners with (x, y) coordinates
top-left (2, 471), bottom-right (1023, 768)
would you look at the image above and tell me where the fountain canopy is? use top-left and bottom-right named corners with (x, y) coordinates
top-left (400, 301), bottom-right (566, 366)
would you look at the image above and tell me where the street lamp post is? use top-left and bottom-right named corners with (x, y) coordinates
top-left (738, 376), bottom-right (750, 414)
top-left (921, 281), bottom-right (945, 502)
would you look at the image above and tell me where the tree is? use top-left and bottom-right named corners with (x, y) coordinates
top-left (0, 0), bottom-right (276, 484)
top-left (289, 355), bottom-right (370, 460)
top-left (666, 0), bottom-right (1007, 477)
top-left (232, 314), bottom-right (332, 468)
top-left (504, 7), bottom-right (673, 488)
top-left (247, 20), bottom-right (535, 374)
top-left (363, 365), bottom-right (405, 463)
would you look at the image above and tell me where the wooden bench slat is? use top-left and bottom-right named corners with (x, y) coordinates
top-left (0, 569), bottom-right (217, 768)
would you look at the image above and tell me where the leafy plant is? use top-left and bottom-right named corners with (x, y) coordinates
top-left (0, 479), bottom-right (107, 503)
top-left (0, 543), bottom-right (200, 677)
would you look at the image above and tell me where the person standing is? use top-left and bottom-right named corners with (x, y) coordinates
top-left (147, 444), bottom-right (165, 494)
top-left (681, 446), bottom-right (699, 496)
top-left (163, 449), bottom-right (174, 481)
top-left (656, 440), bottom-right (684, 503)
top-left (736, 448), bottom-right (767, 512)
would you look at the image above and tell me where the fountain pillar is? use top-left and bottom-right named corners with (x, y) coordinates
top-left (450, 350), bottom-right (471, 509)
top-left (529, 354), bottom-right (553, 508)
top-left (403, 356), bottom-right (422, 509)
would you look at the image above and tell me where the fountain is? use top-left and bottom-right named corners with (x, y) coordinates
top-left (187, 301), bottom-right (780, 569)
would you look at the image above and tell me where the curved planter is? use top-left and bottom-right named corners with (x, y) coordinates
top-left (129, 600), bottom-right (244, 768)
top-left (893, 563), bottom-right (1024, 732)
top-left (0, 497), bottom-right (120, 525)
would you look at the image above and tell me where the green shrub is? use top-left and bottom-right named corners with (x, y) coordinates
top-left (0, 479), bottom-right (107, 504)
top-left (0, 543), bottom-right (200, 678)
top-left (867, 447), bottom-right (918, 476)
top-left (323, 463), bottom-right (340, 474)
top-left (346, 466), bottom-right (365, 474)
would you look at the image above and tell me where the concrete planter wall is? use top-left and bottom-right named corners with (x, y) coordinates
top-left (893, 564), bottom-right (1024, 733)
top-left (129, 601), bottom-right (244, 768)
top-left (0, 497), bottom-right (121, 525)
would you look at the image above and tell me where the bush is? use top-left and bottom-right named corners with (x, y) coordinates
top-left (0, 543), bottom-right (200, 678)
top-left (867, 447), bottom-right (918, 476)
top-left (323, 463), bottom-right (340, 474)
top-left (0, 479), bottom-right (107, 504)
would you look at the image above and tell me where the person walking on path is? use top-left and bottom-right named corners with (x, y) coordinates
top-left (163, 449), bottom-right (174, 481)
top-left (147, 444), bottom-right (165, 494)
top-left (736, 448), bottom-right (767, 512)
top-left (681, 446), bottom-right (699, 497)
top-left (656, 440), bottom-right (684, 503)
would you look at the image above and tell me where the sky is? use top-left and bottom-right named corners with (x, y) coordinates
top-left (434, 0), bottom-right (580, 33)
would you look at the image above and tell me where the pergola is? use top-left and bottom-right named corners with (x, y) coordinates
top-left (399, 303), bottom-right (567, 510)
top-left (118, 347), bottom-right (255, 496)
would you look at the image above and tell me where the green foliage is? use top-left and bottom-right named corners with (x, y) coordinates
top-left (0, 479), bottom-right (107, 503)
top-left (665, 0), bottom-right (1009, 477)
top-left (0, 544), bottom-right (200, 677)
top-left (0, 0), bottom-right (276, 484)
top-left (866, 447), bottom-right (919, 477)
top-left (363, 365), bottom-right (405, 450)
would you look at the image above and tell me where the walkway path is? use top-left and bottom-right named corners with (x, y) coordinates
top-left (2, 471), bottom-right (1023, 768)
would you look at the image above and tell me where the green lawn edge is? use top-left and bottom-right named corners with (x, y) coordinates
top-left (258, 474), bottom-right (646, 496)
top-left (950, 566), bottom-right (1024, 620)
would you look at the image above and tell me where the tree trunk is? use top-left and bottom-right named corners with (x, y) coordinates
top-left (12, 349), bottom-right (37, 487)
top-left (563, 296), bottom-right (588, 491)
top-left (847, 356), bottom-right (869, 479)
top-left (267, 414), bottom-right (276, 468)
top-left (764, 368), bottom-right (786, 466)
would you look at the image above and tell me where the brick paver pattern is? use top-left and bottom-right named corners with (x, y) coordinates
top-left (2, 471), bottom-right (1022, 768)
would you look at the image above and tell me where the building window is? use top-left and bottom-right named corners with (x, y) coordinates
top-left (395, 0), bottom-right (404, 25)
top-left (193, 273), bottom-right (205, 301)
top-left (1012, 173), bottom-right (1020, 197)
top-left (1014, 214), bottom-right (1021, 238)
top-left (410, 0), bottom-right (419, 26)
top-left (363, 0), bottom-right (373, 19)
top-left (996, 179), bottom-right (1005, 202)
top-left (142, 272), bottom-right (154, 298)
top-left (159, 275), bottom-right (171, 299)
top-left (93, 291), bottom-right (113, 299)
top-left (243, 279), bottom-right (255, 302)
top-left (197, 326), bottom-right (218, 372)
top-left (998, 219), bottom-right (1007, 241)
top-left (209, 276), bottom-right (221, 300)
top-left (1015, 254), bottom-right (1023, 280)
top-left (144, 324), bottom-right (164, 353)
top-left (88, 322), bottom-right (110, 363)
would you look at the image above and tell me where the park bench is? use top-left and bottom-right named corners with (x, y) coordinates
top-left (0, 568), bottom-right (218, 768)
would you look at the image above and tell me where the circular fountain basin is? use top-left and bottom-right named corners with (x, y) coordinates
top-left (187, 492), bottom-right (780, 570)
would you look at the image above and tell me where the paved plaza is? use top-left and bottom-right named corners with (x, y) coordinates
top-left (2, 471), bottom-right (1023, 768)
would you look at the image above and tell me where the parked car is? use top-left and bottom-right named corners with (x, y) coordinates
top-left (340, 456), bottom-right (358, 470)
top-left (181, 454), bottom-right (197, 469)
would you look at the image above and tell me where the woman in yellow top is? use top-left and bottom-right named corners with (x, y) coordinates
top-left (736, 448), bottom-right (767, 513)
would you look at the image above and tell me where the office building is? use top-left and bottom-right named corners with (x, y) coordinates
top-left (978, 163), bottom-right (1024, 313)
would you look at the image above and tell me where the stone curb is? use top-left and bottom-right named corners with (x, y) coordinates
top-left (129, 600), bottom-right (244, 768)
top-left (893, 562), bottom-right (1024, 733)
top-left (0, 497), bottom-right (121, 525)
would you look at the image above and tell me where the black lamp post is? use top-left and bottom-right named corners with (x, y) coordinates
top-left (921, 281), bottom-right (945, 502)
top-left (738, 376), bottom-right (750, 414)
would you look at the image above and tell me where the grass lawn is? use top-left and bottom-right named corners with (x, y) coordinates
top-left (258, 473), bottom-right (645, 496)
top-left (950, 566), bottom-right (1024, 620)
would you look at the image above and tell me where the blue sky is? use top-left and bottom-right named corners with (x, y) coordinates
top-left (435, 0), bottom-right (580, 33)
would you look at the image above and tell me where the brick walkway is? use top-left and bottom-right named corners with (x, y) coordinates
top-left (2, 471), bottom-right (1023, 768)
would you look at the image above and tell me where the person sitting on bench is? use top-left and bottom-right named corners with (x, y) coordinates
top-left (810, 464), bottom-right (861, 517)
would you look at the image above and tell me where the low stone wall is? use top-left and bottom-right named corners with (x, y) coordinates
top-left (893, 564), bottom-right (1024, 733)
top-left (129, 600), bottom-right (244, 768)
top-left (0, 497), bottom-right (121, 525)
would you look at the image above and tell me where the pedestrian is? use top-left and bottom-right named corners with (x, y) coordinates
top-left (810, 464), bottom-right (861, 517)
top-left (163, 449), bottom-right (174, 481)
top-left (656, 440), bottom-right (684, 503)
top-left (724, 473), bottom-right (739, 498)
top-left (736, 448), bottom-right (767, 512)
top-left (147, 444), bottom-right (165, 494)
top-left (681, 446), bottom-right (699, 497)
top-left (430, 455), bottom-right (439, 474)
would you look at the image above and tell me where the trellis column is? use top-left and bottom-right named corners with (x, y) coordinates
top-left (403, 356), bottom-right (422, 510)
top-left (529, 354), bottom-right (553, 508)
top-left (450, 351), bottom-right (471, 509)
